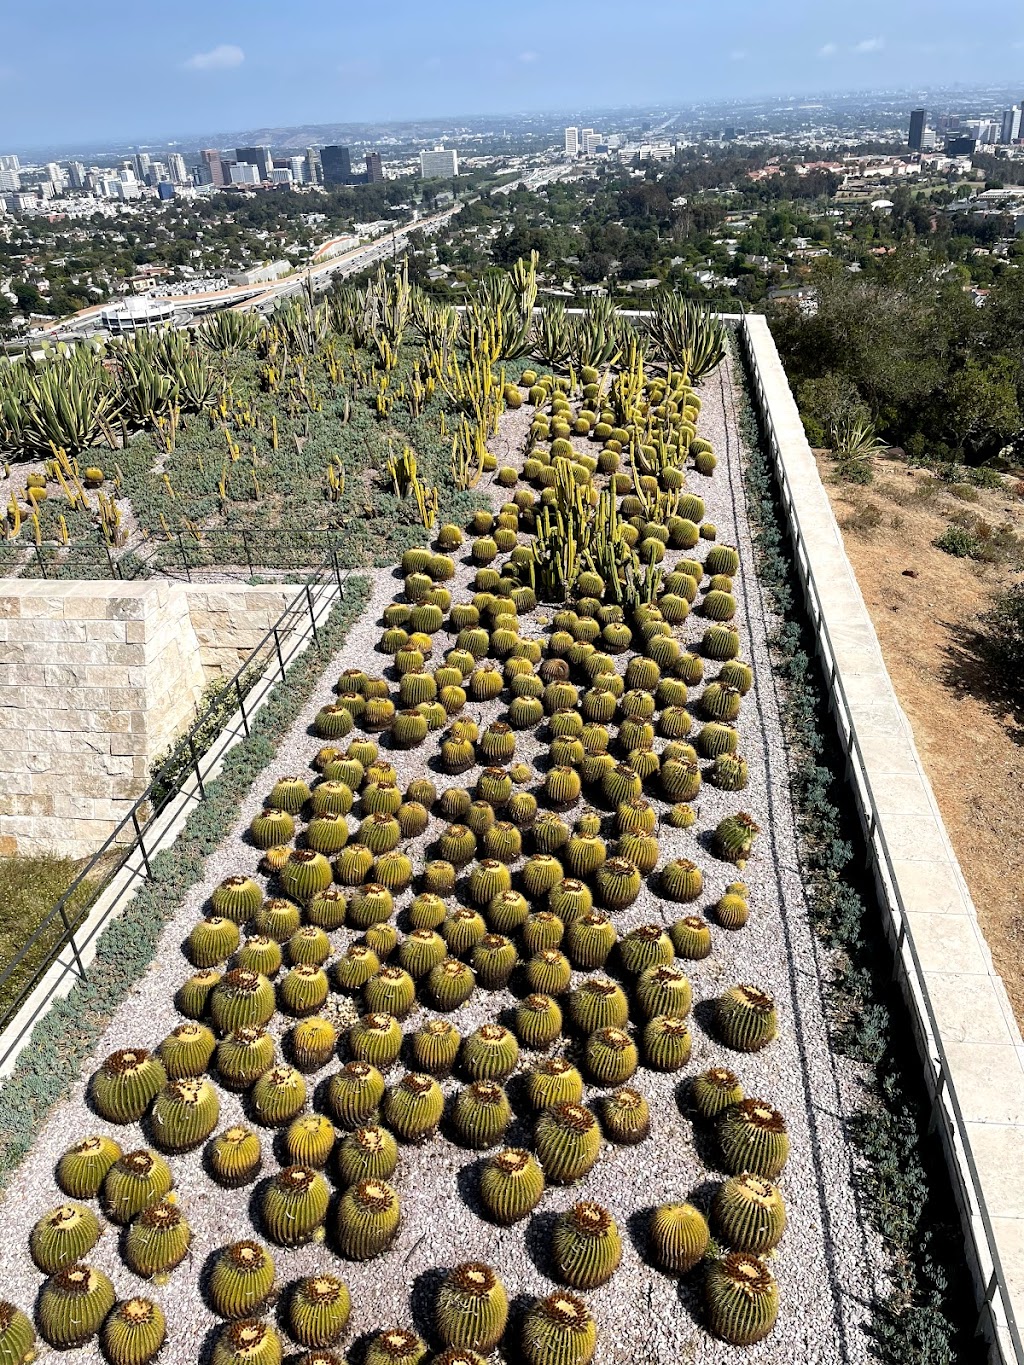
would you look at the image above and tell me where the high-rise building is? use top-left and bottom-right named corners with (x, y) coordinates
top-left (288, 156), bottom-right (307, 184)
top-left (0, 168), bottom-right (20, 192)
top-left (270, 168), bottom-right (293, 184)
top-left (582, 130), bottom-right (602, 155)
top-left (201, 149), bottom-right (226, 186)
top-left (167, 153), bottom-right (188, 185)
top-left (580, 128), bottom-right (594, 149)
top-left (908, 109), bottom-right (928, 151)
top-left (564, 127), bottom-right (579, 157)
top-left (321, 145), bottom-right (353, 185)
top-left (419, 146), bottom-right (459, 179)
top-left (66, 161), bottom-right (85, 190)
top-left (945, 134), bottom-right (976, 157)
top-left (0, 155), bottom-right (20, 172)
top-left (229, 162), bottom-right (262, 186)
top-left (305, 147), bottom-right (322, 185)
top-left (44, 162), bottom-right (64, 190)
top-left (236, 146), bottom-right (274, 180)
top-left (1000, 107), bottom-right (1022, 144)
top-left (365, 151), bottom-right (384, 183)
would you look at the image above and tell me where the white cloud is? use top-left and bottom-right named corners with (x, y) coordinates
top-left (519, 50), bottom-right (539, 63)
top-left (818, 42), bottom-right (838, 57)
top-left (184, 44), bottom-right (244, 72)
top-left (853, 37), bottom-right (884, 53)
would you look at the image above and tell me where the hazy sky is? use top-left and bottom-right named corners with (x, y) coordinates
top-left (3, 0), bottom-right (1023, 149)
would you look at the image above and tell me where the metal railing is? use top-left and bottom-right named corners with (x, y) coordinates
top-left (738, 315), bottom-right (1023, 1363)
top-left (0, 547), bottom-right (352, 1069)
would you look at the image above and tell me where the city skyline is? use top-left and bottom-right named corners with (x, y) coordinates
top-left (2, 0), bottom-right (1024, 148)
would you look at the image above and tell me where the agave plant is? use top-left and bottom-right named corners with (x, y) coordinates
top-left (198, 310), bottom-right (263, 351)
top-left (18, 346), bottom-right (117, 456)
top-left (567, 295), bottom-right (624, 370)
top-left (532, 300), bottom-right (571, 367)
top-left (647, 294), bottom-right (726, 380)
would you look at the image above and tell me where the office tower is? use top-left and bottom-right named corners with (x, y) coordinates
top-left (270, 168), bottom-right (293, 184)
top-left (1001, 107), bottom-right (1022, 144)
top-left (0, 169), bottom-right (20, 192)
top-left (305, 147), bottom-right (322, 184)
top-left (44, 162), bottom-right (64, 189)
top-left (235, 146), bottom-right (274, 180)
top-left (580, 127), bottom-right (594, 149)
top-left (564, 127), bottom-right (579, 156)
top-left (201, 149), bottom-right (226, 186)
top-left (157, 183), bottom-right (176, 200)
top-left (0, 154), bottom-right (19, 172)
top-left (288, 155), bottom-right (307, 183)
top-left (583, 130), bottom-right (601, 155)
top-left (365, 151), bottom-right (384, 183)
top-left (945, 134), bottom-right (976, 157)
top-left (66, 161), bottom-right (85, 189)
top-left (229, 162), bottom-right (262, 185)
top-left (419, 146), bottom-right (459, 178)
top-left (321, 145), bottom-right (353, 185)
top-left (133, 152), bottom-right (150, 182)
top-left (167, 153), bottom-right (188, 185)
top-left (908, 109), bottom-right (928, 151)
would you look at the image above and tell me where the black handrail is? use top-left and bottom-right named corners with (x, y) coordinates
top-left (0, 547), bottom-right (350, 1058)
top-left (738, 315), bottom-right (1023, 1363)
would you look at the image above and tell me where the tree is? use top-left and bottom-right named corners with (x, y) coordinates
top-left (945, 356), bottom-right (1021, 461)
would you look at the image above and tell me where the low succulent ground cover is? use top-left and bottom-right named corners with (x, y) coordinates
top-left (0, 336), bottom-right (888, 1364)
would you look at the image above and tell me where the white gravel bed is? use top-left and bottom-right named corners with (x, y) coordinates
top-left (0, 364), bottom-right (885, 1364)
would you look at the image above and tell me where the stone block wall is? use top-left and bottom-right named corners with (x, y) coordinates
top-left (184, 585), bottom-right (297, 675)
top-left (0, 581), bottom-right (208, 857)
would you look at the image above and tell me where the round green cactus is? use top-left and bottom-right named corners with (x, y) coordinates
top-left (0, 1301), bottom-right (35, 1365)
top-left (567, 976), bottom-right (628, 1033)
top-left (532, 815), bottom-right (570, 854)
top-left (643, 1015), bottom-right (693, 1071)
top-left (713, 1173), bottom-right (787, 1253)
top-left (552, 1202), bottom-right (622, 1290)
top-left (364, 1327), bottom-right (427, 1365)
top-left (335, 944), bottom-right (381, 991)
top-left (717, 984), bottom-right (777, 1052)
top-left (382, 1072), bottom-right (445, 1143)
top-left (151, 1076), bottom-right (220, 1152)
top-left (56, 1134), bottom-right (122, 1199)
top-left (350, 1012), bottom-right (403, 1069)
top-left (636, 963), bottom-right (692, 1020)
top-left (411, 1018), bottom-right (462, 1077)
top-left (364, 964), bottom-right (416, 1018)
top-left (719, 1099), bottom-right (789, 1179)
top-left (262, 1165), bottom-right (330, 1246)
top-left (337, 1124), bottom-right (399, 1185)
top-left (618, 924), bottom-right (674, 976)
top-left (279, 964), bottom-right (329, 1017)
top-left (659, 759), bottom-right (701, 802)
top-left (285, 1113), bottom-right (336, 1168)
top-left (485, 888), bottom-right (530, 934)
top-left (409, 891), bottom-right (448, 929)
top-left (399, 928), bottom-right (447, 980)
top-left (123, 1198), bottom-right (192, 1279)
top-left (30, 1202), bottom-right (100, 1275)
top-left (479, 1147), bottom-right (545, 1225)
top-left (453, 1080), bottom-right (511, 1149)
top-left (585, 1027), bottom-right (638, 1086)
top-left (691, 1066), bottom-right (744, 1119)
top-left (522, 912), bottom-right (564, 956)
top-left (436, 1262), bottom-right (509, 1354)
top-left (289, 1275), bottom-right (351, 1349)
top-left (521, 1292), bottom-right (596, 1365)
top-left (255, 897), bottom-right (302, 941)
top-left (290, 1016), bottom-right (338, 1072)
top-left (461, 1023), bottom-right (519, 1080)
top-left (544, 766), bottom-right (583, 810)
top-left (525, 949), bottom-right (572, 996)
top-left (428, 957), bottom-right (476, 1011)
top-left (328, 1061), bottom-right (386, 1128)
top-left (100, 1297), bottom-right (166, 1365)
top-left (615, 831), bottom-right (659, 875)
top-left (176, 968), bottom-right (221, 1019)
top-left (471, 933), bottom-right (519, 990)
top-left (216, 1026), bottom-right (275, 1089)
top-left (705, 1252), bottom-right (779, 1345)
top-left (38, 1264), bottom-right (115, 1348)
top-left (335, 1178), bottom-right (401, 1260)
top-left (534, 1102), bottom-right (601, 1184)
top-left (280, 849), bottom-right (333, 901)
top-left (600, 1085), bottom-right (650, 1145)
top-left (104, 1150), bottom-right (172, 1225)
top-left (212, 875), bottom-right (263, 922)
top-left (211, 1319), bottom-right (282, 1365)
top-left (649, 1202), bottom-right (710, 1274)
top-left (659, 857), bottom-right (704, 903)
top-left (186, 916), bottom-right (241, 968)
top-left (441, 907), bottom-right (487, 956)
top-left (670, 915), bottom-right (713, 960)
top-left (334, 843), bottom-right (375, 886)
top-left (208, 1125), bottom-right (262, 1189)
top-left (250, 807), bottom-right (295, 850)
top-left (238, 936), bottom-right (284, 978)
top-left (90, 1048), bottom-right (167, 1124)
top-left (564, 913), bottom-right (617, 970)
top-left (438, 823), bottom-right (477, 866)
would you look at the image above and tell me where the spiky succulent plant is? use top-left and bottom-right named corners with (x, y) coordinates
top-left (216, 1027), bottom-right (275, 1089)
top-left (471, 933), bottom-right (519, 990)
top-left (255, 898), bottom-right (302, 942)
top-left (285, 1113), bottom-right (337, 1169)
top-left (151, 1076), bottom-right (220, 1152)
top-left (208, 1126), bottom-right (262, 1188)
top-left (435, 1262), bottom-right (509, 1354)
top-left (328, 1061), bottom-right (386, 1128)
top-left (38, 1264), bottom-right (116, 1348)
top-left (30, 1203), bottom-right (101, 1275)
top-left (522, 912), bottom-right (564, 956)
top-left (56, 1135), bottom-right (121, 1200)
top-left (428, 958), bottom-right (476, 1012)
top-left (212, 875), bottom-right (263, 923)
top-left (364, 965), bottom-right (416, 1019)
top-left (122, 1198), bottom-right (191, 1280)
top-left (210, 970), bottom-right (276, 1035)
top-left (717, 985), bottom-right (777, 1052)
top-left (262, 1165), bottom-right (330, 1247)
top-left (239, 937), bottom-right (284, 978)
top-left (534, 1102), bottom-right (601, 1184)
top-left (211, 1319), bottom-right (283, 1365)
top-left (336, 1124), bottom-right (399, 1185)
top-left (564, 914), bottom-right (617, 971)
top-left (649, 1202), bottom-right (710, 1274)
top-left (334, 943), bottom-right (381, 992)
top-left (718, 1099), bottom-right (789, 1179)
top-left (552, 1203), bottom-right (622, 1290)
top-left (644, 1016), bottom-right (694, 1071)
top-left (90, 1048), bottom-right (167, 1124)
top-left (411, 1018), bottom-right (461, 1077)
top-left (479, 1147), bottom-right (545, 1225)
top-left (713, 1173), bottom-right (787, 1253)
top-left (705, 1252), bottom-right (779, 1345)
top-left (636, 964), bottom-right (692, 1020)
top-left (290, 1016), bottom-right (338, 1072)
top-left (364, 1327), bottom-right (427, 1365)
top-left (176, 968), bottom-right (221, 1019)
top-left (713, 812), bottom-right (760, 868)
top-left (250, 808), bottom-right (296, 850)
top-left (102, 1149), bottom-right (173, 1224)
top-left (382, 1073), bottom-right (445, 1143)
top-left (691, 1066), bottom-right (744, 1119)
top-left (250, 1064), bottom-right (307, 1127)
top-left (0, 1301), bottom-right (35, 1365)
top-left (335, 1179), bottom-right (401, 1260)
top-left (349, 1013), bottom-right (403, 1069)
top-left (289, 1275), bottom-right (351, 1349)
top-left (618, 924), bottom-right (674, 976)
top-left (525, 949), bottom-right (571, 997)
top-left (600, 1086), bottom-right (650, 1145)
top-left (453, 1080), bottom-right (512, 1149)
top-left (520, 1293), bottom-right (597, 1365)
top-left (669, 915), bottom-right (713, 960)
top-left (100, 1297), bottom-right (166, 1365)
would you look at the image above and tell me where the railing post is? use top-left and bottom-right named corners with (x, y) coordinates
top-left (57, 902), bottom-right (87, 980)
top-left (131, 808), bottom-right (152, 877)
top-left (188, 733), bottom-right (206, 798)
top-left (177, 531), bottom-right (192, 583)
top-left (332, 545), bottom-right (344, 599)
top-left (34, 541), bottom-right (47, 579)
top-left (273, 627), bottom-right (286, 679)
top-left (305, 583), bottom-right (319, 644)
top-left (235, 676), bottom-right (250, 736)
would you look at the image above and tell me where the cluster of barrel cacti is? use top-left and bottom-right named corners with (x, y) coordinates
top-left (5, 339), bottom-right (804, 1362)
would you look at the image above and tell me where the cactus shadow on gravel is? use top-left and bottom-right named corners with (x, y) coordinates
top-left (409, 1264), bottom-right (448, 1345)
top-left (522, 1206), bottom-right (560, 1279)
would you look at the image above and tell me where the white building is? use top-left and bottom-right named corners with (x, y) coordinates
top-left (167, 153), bottom-right (188, 185)
top-left (270, 168), bottom-right (293, 185)
top-left (419, 146), bottom-right (459, 179)
top-left (44, 162), bottom-right (65, 190)
top-left (0, 155), bottom-right (20, 172)
top-left (288, 156), bottom-right (307, 184)
top-left (100, 297), bottom-right (176, 334)
top-left (1002, 107), bottom-right (1022, 144)
top-left (229, 162), bottom-right (261, 186)
top-left (582, 130), bottom-right (602, 155)
top-left (564, 127), bottom-right (579, 157)
top-left (0, 168), bottom-right (20, 192)
top-left (229, 259), bottom-right (291, 285)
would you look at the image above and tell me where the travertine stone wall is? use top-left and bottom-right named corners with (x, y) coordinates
top-left (184, 585), bottom-right (296, 675)
top-left (0, 581), bottom-right (208, 857)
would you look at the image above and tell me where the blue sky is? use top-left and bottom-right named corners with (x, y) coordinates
top-left (2, 0), bottom-right (1023, 150)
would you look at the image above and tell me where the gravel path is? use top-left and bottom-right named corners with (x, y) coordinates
top-left (0, 363), bottom-right (885, 1363)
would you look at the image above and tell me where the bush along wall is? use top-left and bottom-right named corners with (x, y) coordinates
top-left (0, 576), bottom-right (370, 1192)
top-left (736, 352), bottom-right (979, 1365)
